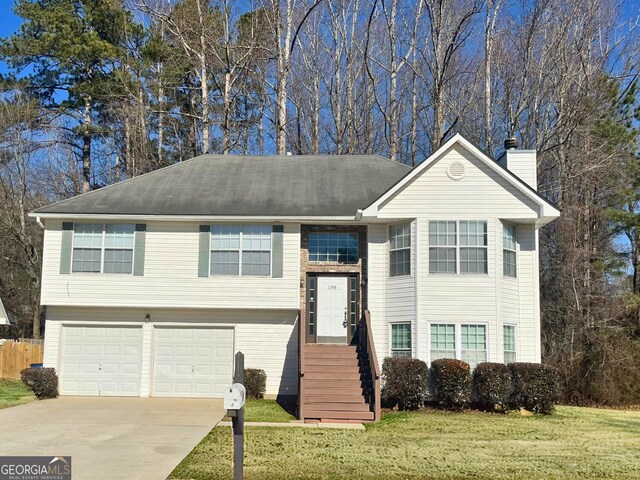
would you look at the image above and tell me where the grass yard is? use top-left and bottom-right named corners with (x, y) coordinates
top-left (171, 406), bottom-right (640, 480)
top-left (0, 378), bottom-right (35, 409)
top-left (242, 398), bottom-right (296, 423)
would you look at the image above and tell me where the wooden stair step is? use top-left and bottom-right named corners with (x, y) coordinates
top-left (305, 357), bottom-right (360, 366)
top-left (304, 351), bottom-right (359, 359)
top-left (303, 402), bottom-right (371, 412)
top-left (303, 394), bottom-right (366, 403)
top-left (304, 364), bottom-right (360, 374)
top-left (304, 410), bottom-right (375, 421)
top-left (304, 371), bottom-right (364, 380)
top-left (305, 379), bottom-right (363, 388)
top-left (304, 343), bottom-right (358, 352)
top-left (304, 386), bottom-right (364, 396)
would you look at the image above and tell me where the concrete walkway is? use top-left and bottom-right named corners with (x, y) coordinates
top-left (0, 396), bottom-right (225, 480)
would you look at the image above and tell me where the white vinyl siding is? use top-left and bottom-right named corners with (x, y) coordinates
top-left (72, 223), bottom-right (134, 274)
top-left (41, 221), bottom-right (300, 309)
top-left (503, 325), bottom-right (516, 363)
top-left (210, 225), bottom-right (271, 276)
top-left (503, 223), bottom-right (517, 278)
top-left (390, 323), bottom-right (411, 357)
top-left (430, 323), bottom-right (488, 368)
top-left (389, 223), bottom-right (411, 276)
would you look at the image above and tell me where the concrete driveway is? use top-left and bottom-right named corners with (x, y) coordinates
top-left (0, 396), bottom-right (225, 480)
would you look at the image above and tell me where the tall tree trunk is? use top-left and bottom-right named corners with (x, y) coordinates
top-left (223, 70), bottom-right (231, 154)
top-left (82, 96), bottom-right (92, 192)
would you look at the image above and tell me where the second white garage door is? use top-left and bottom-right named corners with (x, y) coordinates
top-left (152, 327), bottom-right (234, 397)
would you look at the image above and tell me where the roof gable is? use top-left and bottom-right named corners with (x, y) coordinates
top-left (362, 134), bottom-right (560, 225)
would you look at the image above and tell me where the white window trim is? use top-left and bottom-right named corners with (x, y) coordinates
top-left (428, 322), bottom-right (490, 365)
top-left (428, 220), bottom-right (489, 275)
top-left (388, 321), bottom-right (413, 358)
top-left (503, 324), bottom-right (517, 363)
top-left (502, 223), bottom-right (518, 279)
top-left (388, 222), bottom-right (412, 278)
top-left (210, 225), bottom-right (272, 277)
top-left (71, 223), bottom-right (135, 275)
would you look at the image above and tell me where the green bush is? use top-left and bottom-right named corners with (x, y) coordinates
top-left (509, 362), bottom-right (560, 414)
top-left (472, 362), bottom-right (512, 411)
top-left (430, 359), bottom-right (471, 410)
top-left (244, 368), bottom-right (267, 399)
top-left (381, 357), bottom-right (428, 410)
top-left (20, 368), bottom-right (59, 399)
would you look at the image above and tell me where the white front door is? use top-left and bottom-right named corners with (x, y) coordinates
top-left (60, 325), bottom-right (142, 396)
top-left (316, 276), bottom-right (349, 344)
top-left (152, 327), bottom-right (234, 398)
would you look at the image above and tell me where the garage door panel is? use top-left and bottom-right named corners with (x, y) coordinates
top-left (61, 326), bottom-right (142, 396)
top-left (152, 327), bottom-right (233, 398)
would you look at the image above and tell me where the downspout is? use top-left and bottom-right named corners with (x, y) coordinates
top-left (36, 216), bottom-right (44, 228)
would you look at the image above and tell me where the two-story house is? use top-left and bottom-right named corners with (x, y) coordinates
top-left (30, 134), bottom-right (559, 422)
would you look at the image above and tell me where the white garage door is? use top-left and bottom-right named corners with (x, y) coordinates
top-left (152, 327), bottom-right (234, 397)
top-left (60, 325), bottom-right (142, 396)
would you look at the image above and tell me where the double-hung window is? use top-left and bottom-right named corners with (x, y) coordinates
top-left (429, 221), bottom-right (488, 274)
top-left (430, 323), bottom-right (488, 368)
top-left (72, 223), bottom-right (135, 274)
top-left (210, 225), bottom-right (271, 276)
top-left (390, 323), bottom-right (412, 357)
top-left (503, 223), bottom-right (517, 278)
top-left (428, 221), bottom-right (457, 273)
top-left (503, 325), bottom-right (516, 363)
top-left (389, 223), bottom-right (411, 276)
top-left (430, 324), bottom-right (456, 360)
top-left (461, 324), bottom-right (487, 366)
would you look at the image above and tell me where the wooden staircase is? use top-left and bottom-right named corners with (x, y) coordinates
top-left (301, 344), bottom-right (375, 422)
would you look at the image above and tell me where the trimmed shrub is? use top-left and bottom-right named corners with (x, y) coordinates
top-left (472, 362), bottom-right (512, 411)
top-left (244, 368), bottom-right (267, 399)
top-left (509, 362), bottom-right (560, 414)
top-left (20, 367), bottom-right (59, 399)
top-left (430, 359), bottom-right (471, 410)
top-left (381, 357), bottom-right (429, 410)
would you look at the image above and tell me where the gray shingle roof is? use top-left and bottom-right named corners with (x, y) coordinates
top-left (34, 155), bottom-right (412, 217)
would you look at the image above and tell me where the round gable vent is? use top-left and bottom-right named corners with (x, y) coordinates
top-left (446, 162), bottom-right (465, 180)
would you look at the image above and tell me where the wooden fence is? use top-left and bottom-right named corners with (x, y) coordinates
top-left (0, 341), bottom-right (44, 379)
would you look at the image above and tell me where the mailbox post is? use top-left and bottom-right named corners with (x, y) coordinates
top-left (224, 352), bottom-right (246, 480)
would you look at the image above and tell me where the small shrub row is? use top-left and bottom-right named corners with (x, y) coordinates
top-left (20, 367), bottom-right (59, 399)
top-left (381, 357), bottom-right (559, 414)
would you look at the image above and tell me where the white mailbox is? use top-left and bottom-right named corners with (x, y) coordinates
top-left (224, 383), bottom-right (246, 410)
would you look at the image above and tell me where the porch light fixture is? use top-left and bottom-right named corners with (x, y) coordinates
top-left (145, 314), bottom-right (150, 324)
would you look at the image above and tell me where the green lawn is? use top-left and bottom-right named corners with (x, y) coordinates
top-left (242, 398), bottom-right (296, 423)
top-left (0, 379), bottom-right (35, 409)
top-left (171, 406), bottom-right (640, 480)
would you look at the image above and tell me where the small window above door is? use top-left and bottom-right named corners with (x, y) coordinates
top-left (308, 233), bottom-right (358, 263)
